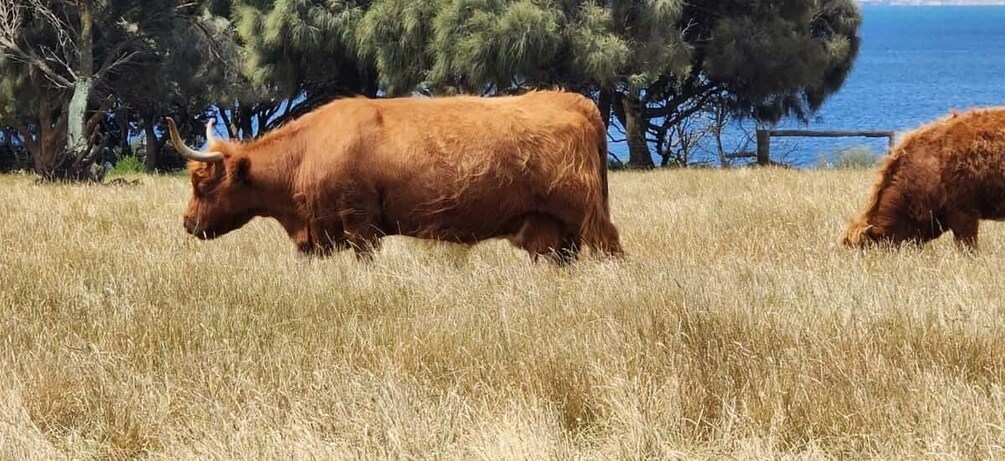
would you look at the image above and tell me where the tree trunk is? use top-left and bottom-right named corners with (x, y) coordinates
top-left (239, 106), bottom-right (254, 140)
top-left (66, 78), bottom-right (93, 155)
top-left (116, 107), bottom-right (132, 158)
top-left (17, 70), bottom-right (68, 176)
top-left (712, 98), bottom-right (731, 168)
top-left (33, 101), bottom-right (62, 175)
top-left (598, 87), bottom-right (613, 130)
top-left (143, 115), bottom-right (164, 172)
top-left (597, 87), bottom-right (615, 166)
top-left (0, 127), bottom-right (15, 170)
top-left (618, 91), bottom-right (655, 169)
top-left (363, 66), bottom-right (380, 98)
top-left (66, 0), bottom-right (94, 158)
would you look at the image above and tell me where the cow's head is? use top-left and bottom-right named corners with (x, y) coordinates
top-left (840, 196), bottom-right (945, 248)
top-left (839, 219), bottom-right (874, 247)
top-left (840, 220), bottom-right (908, 247)
top-left (166, 118), bottom-right (255, 240)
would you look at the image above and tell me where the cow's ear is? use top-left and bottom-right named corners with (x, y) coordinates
top-left (229, 157), bottom-right (251, 184)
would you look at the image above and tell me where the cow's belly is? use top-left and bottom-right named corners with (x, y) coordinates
top-left (378, 184), bottom-right (535, 242)
top-left (978, 190), bottom-right (1005, 220)
top-left (390, 214), bottom-right (525, 243)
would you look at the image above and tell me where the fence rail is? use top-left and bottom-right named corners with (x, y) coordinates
top-left (755, 129), bottom-right (896, 166)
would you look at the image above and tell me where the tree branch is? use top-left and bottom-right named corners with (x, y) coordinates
top-left (85, 94), bottom-right (114, 138)
top-left (0, 41), bottom-right (75, 87)
top-left (0, 0), bottom-right (75, 88)
top-left (93, 50), bottom-right (140, 84)
top-left (217, 107), bottom-right (236, 139)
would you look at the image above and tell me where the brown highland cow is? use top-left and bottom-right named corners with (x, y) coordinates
top-left (841, 107), bottom-right (1005, 250)
top-left (168, 91), bottom-right (623, 263)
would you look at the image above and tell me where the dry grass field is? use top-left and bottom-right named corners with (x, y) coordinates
top-left (3, 167), bottom-right (1005, 459)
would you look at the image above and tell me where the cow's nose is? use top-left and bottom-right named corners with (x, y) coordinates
top-left (184, 217), bottom-right (198, 235)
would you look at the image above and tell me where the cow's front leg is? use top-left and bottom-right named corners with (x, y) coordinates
top-left (282, 219), bottom-right (327, 258)
top-left (948, 211), bottom-right (980, 253)
top-left (283, 217), bottom-right (348, 258)
top-left (338, 187), bottom-right (384, 261)
top-left (313, 220), bottom-right (350, 256)
top-left (343, 217), bottom-right (383, 261)
top-left (290, 193), bottom-right (349, 258)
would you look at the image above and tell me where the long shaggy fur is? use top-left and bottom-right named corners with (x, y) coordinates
top-left (839, 149), bottom-right (905, 246)
top-left (179, 91), bottom-right (623, 262)
top-left (840, 107), bottom-right (1005, 249)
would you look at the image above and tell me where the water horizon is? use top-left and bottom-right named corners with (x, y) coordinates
top-left (611, 5), bottom-right (1005, 167)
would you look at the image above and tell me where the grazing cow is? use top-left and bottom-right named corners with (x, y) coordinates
top-left (167, 91), bottom-right (623, 263)
top-left (840, 107), bottom-right (1005, 250)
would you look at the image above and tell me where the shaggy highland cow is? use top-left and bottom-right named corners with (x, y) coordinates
top-left (168, 91), bottom-right (623, 263)
top-left (841, 108), bottom-right (1005, 250)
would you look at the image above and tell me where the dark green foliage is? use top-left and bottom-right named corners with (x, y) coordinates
top-left (0, 0), bottom-right (215, 177)
top-left (0, 0), bottom-right (862, 176)
top-left (565, 4), bottom-right (628, 86)
top-left (695, 0), bottom-right (861, 122)
top-left (233, 0), bottom-right (366, 93)
top-left (428, 0), bottom-right (563, 92)
top-left (218, 0), bottom-right (375, 141)
top-left (109, 156), bottom-right (144, 176)
top-left (357, 0), bottom-right (437, 94)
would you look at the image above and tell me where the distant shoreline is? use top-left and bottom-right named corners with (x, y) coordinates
top-left (858, 1), bottom-right (1005, 5)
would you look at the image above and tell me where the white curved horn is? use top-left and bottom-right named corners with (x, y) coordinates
top-left (205, 118), bottom-right (218, 144)
top-left (165, 117), bottom-right (223, 163)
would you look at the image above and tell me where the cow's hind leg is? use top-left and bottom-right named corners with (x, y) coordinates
top-left (556, 233), bottom-right (581, 265)
top-left (510, 214), bottom-right (576, 265)
top-left (543, 188), bottom-right (623, 258)
top-left (948, 211), bottom-right (980, 252)
top-left (589, 217), bottom-right (623, 258)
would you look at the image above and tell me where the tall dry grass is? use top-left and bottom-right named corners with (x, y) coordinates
top-left (2, 168), bottom-right (1005, 459)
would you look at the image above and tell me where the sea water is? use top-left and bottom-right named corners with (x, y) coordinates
top-left (613, 6), bottom-right (1005, 167)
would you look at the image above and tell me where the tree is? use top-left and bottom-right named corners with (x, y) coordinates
top-left (355, 0), bottom-right (436, 95)
top-left (629, 0), bottom-right (862, 168)
top-left (110, 4), bottom-right (239, 171)
top-left (0, 0), bottom-right (861, 176)
top-left (0, 0), bottom-right (185, 179)
top-left (694, 0), bottom-right (861, 123)
top-left (586, 0), bottom-right (692, 168)
top-left (216, 0), bottom-right (376, 140)
top-left (354, 0), bottom-right (860, 169)
top-left (356, 0), bottom-right (664, 97)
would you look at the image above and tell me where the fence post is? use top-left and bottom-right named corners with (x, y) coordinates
top-left (756, 130), bottom-right (770, 166)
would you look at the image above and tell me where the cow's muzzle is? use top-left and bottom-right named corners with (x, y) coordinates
top-left (184, 217), bottom-right (216, 240)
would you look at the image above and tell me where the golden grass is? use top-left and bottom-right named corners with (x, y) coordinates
top-left (3, 168), bottom-right (1005, 459)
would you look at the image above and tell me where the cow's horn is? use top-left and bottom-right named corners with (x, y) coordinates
top-left (165, 117), bottom-right (223, 163)
top-left (205, 118), bottom-right (218, 144)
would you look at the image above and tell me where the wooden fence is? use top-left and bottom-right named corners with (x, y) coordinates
top-left (755, 129), bottom-right (896, 166)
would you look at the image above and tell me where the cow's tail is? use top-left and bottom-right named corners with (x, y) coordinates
top-left (839, 148), bottom-right (903, 247)
top-left (579, 125), bottom-right (623, 258)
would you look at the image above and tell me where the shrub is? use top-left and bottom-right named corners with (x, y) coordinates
top-left (109, 156), bottom-right (144, 176)
top-left (816, 146), bottom-right (881, 169)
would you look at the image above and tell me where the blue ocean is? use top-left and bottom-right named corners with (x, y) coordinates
top-left (611, 6), bottom-right (1005, 167)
